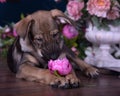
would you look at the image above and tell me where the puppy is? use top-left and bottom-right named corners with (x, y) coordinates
top-left (7, 9), bottom-right (98, 89)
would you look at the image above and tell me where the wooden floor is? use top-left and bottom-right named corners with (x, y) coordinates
top-left (0, 57), bottom-right (120, 96)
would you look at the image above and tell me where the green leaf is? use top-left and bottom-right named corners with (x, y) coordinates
top-left (99, 23), bottom-right (110, 31)
top-left (91, 16), bottom-right (100, 28)
top-left (64, 36), bottom-right (78, 48)
top-left (1, 48), bottom-right (8, 57)
top-left (54, 70), bottom-right (61, 77)
top-left (111, 19), bottom-right (120, 26)
top-left (20, 13), bottom-right (25, 19)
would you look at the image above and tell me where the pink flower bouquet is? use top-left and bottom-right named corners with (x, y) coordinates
top-left (48, 58), bottom-right (72, 76)
top-left (66, 0), bottom-right (120, 30)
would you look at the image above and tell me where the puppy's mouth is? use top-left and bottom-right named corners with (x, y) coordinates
top-left (41, 43), bottom-right (62, 61)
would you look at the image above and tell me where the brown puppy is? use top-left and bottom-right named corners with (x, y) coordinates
top-left (7, 9), bottom-right (98, 89)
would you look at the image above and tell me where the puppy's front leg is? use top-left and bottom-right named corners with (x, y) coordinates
top-left (16, 63), bottom-right (75, 89)
top-left (16, 64), bottom-right (58, 84)
top-left (72, 56), bottom-right (99, 77)
top-left (65, 46), bottom-right (99, 77)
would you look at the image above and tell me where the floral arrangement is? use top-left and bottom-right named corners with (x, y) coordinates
top-left (48, 57), bottom-right (72, 76)
top-left (65, 0), bottom-right (120, 30)
top-left (0, 23), bottom-right (17, 56)
top-left (54, 0), bottom-right (120, 59)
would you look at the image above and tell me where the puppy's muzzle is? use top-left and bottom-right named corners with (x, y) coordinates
top-left (41, 42), bottom-right (61, 61)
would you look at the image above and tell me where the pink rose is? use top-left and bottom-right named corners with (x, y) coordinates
top-left (62, 24), bottom-right (78, 39)
top-left (67, 0), bottom-right (84, 20)
top-left (48, 58), bottom-right (72, 76)
top-left (87, 0), bottom-right (111, 18)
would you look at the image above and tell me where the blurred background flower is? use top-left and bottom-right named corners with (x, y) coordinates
top-left (0, 23), bottom-right (17, 56)
top-left (67, 0), bottom-right (84, 20)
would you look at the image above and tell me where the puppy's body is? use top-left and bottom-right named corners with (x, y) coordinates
top-left (7, 9), bottom-right (98, 88)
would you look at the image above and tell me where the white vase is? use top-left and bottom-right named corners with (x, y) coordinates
top-left (84, 23), bottom-right (120, 69)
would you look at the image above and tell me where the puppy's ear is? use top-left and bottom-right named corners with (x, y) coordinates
top-left (51, 9), bottom-right (74, 25)
top-left (14, 15), bottom-right (34, 39)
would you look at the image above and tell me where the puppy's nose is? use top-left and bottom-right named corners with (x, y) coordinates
top-left (51, 54), bottom-right (58, 60)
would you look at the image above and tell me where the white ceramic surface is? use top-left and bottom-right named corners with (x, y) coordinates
top-left (85, 23), bottom-right (120, 68)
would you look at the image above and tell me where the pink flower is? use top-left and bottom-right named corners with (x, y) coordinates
top-left (1, 27), bottom-right (17, 39)
top-left (62, 24), bottom-right (78, 39)
top-left (0, 0), bottom-right (6, 3)
top-left (67, 0), bottom-right (84, 20)
top-left (71, 46), bottom-right (80, 56)
top-left (4, 27), bottom-right (11, 33)
top-left (107, 2), bottom-right (120, 20)
top-left (107, 7), bottom-right (120, 20)
top-left (13, 28), bottom-right (18, 37)
top-left (48, 58), bottom-right (72, 76)
top-left (87, 0), bottom-right (111, 18)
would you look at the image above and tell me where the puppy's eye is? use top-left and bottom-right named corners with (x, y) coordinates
top-left (53, 32), bottom-right (59, 38)
top-left (35, 38), bottom-right (43, 43)
top-left (36, 38), bottom-right (43, 42)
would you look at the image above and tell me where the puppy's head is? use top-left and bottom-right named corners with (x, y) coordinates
top-left (15, 9), bottom-right (74, 61)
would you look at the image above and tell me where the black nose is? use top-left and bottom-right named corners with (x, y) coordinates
top-left (51, 54), bottom-right (58, 60)
top-left (42, 52), bottom-right (59, 61)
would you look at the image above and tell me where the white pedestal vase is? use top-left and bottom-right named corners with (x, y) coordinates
top-left (84, 23), bottom-right (120, 69)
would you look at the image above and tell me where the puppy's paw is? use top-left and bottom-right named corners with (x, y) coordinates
top-left (50, 77), bottom-right (70, 89)
top-left (66, 74), bottom-right (80, 88)
top-left (84, 67), bottom-right (99, 78)
top-left (50, 74), bottom-right (80, 89)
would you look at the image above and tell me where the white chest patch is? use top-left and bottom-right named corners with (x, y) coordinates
top-left (20, 38), bottom-right (43, 57)
top-left (20, 38), bottom-right (33, 52)
top-left (37, 50), bottom-right (43, 57)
